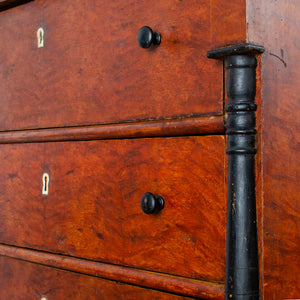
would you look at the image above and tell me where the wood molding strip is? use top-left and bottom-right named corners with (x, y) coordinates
top-left (0, 116), bottom-right (224, 144)
top-left (0, 244), bottom-right (224, 299)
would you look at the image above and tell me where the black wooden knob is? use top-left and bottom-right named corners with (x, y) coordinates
top-left (137, 26), bottom-right (161, 48)
top-left (140, 192), bottom-right (165, 214)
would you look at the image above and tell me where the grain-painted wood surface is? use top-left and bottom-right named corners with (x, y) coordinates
top-left (0, 0), bottom-right (225, 131)
top-left (0, 256), bottom-right (198, 300)
top-left (0, 116), bottom-right (225, 144)
top-left (248, 1), bottom-right (300, 298)
top-left (0, 136), bottom-right (225, 282)
top-left (0, 244), bottom-right (225, 299)
top-left (210, 0), bottom-right (246, 48)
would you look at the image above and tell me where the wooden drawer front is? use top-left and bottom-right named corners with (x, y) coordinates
top-left (0, 136), bottom-right (225, 281)
top-left (0, 0), bottom-right (222, 131)
top-left (0, 256), bottom-right (193, 300)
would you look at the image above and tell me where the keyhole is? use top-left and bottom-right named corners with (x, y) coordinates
top-left (42, 173), bottom-right (49, 195)
top-left (37, 27), bottom-right (44, 48)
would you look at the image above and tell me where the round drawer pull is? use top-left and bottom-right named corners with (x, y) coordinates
top-left (140, 192), bottom-right (165, 214)
top-left (137, 26), bottom-right (161, 48)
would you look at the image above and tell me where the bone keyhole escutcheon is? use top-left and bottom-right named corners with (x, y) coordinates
top-left (37, 27), bottom-right (44, 48)
top-left (42, 173), bottom-right (49, 195)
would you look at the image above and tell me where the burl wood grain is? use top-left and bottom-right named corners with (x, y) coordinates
top-left (0, 136), bottom-right (225, 282)
top-left (248, 1), bottom-right (300, 298)
top-left (0, 256), bottom-right (195, 300)
top-left (0, 0), bottom-right (224, 131)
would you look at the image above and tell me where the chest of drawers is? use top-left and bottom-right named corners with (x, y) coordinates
top-left (0, 0), bottom-right (299, 299)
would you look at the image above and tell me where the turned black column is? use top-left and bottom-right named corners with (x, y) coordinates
top-left (207, 44), bottom-right (264, 300)
top-left (225, 54), bottom-right (259, 299)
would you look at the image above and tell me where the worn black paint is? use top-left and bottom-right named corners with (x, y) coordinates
top-left (208, 44), bottom-right (264, 300)
top-left (225, 55), bottom-right (259, 299)
top-left (207, 43), bottom-right (264, 59)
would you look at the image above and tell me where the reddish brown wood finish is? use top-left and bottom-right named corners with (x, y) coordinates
top-left (0, 136), bottom-right (225, 282)
top-left (0, 116), bottom-right (224, 144)
top-left (5, 1), bottom-right (299, 299)
top-left (0, 256), bottom-right (198, 300)
top-left (210, 0), bottom-right (246, 48)
top-left (0, 0), bottom-right (224, 131)
top-left (0, 244), bottom-right (225, 299)
top-left (248, 1), bottom-right (300, 298)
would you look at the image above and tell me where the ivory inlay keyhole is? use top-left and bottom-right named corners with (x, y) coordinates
top-left (42, 173), bottom-right (49, 195)
top-left (37, 27), bottom-right (44, 48)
